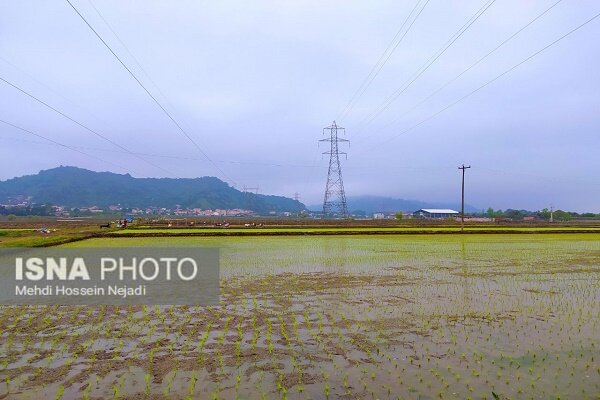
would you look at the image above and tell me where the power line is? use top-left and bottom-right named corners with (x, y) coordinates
top-left (337, 0), bottom-right (430, 122)
top-left (85, 0), bottom-right (188, 131)
top-left (0, 119), bottom-right (126, 171)
top-left (0, 56), bottom-right (103, 124)
top-left (86, 0), bottom-right (230, 177)
top-left (362, 0), bottom-right (564, 140)
top-left (354, 0), bottom-right (497, 133)
top-left (65, 0), bottom-right (237, 186)
top-left (0, 135), bottom-right (321, 169)
top-left (0, 76), bottom-right (173, 176)
top-left (1, 54), bottom-right (288, 174)
top-left (359, 10), bottom-right (600, 153)
top-left (86, 0), bottom-right (164, 96)
top-left (6, 128), bottom-right (595, 191)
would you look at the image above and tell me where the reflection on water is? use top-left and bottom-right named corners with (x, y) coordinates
top-left (0, 234), bottom-right (598, 399)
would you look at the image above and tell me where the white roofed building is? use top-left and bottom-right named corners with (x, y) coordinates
top-left (413, 209), bottom-right (459, 219)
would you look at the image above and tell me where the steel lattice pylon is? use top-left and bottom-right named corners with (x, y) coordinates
top-left (320, 121), bottom-right (349, 218)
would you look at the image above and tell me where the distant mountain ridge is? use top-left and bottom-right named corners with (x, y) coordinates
top-left (309, 195), bottom-right (478, 214)
top-left (0, 166), bottom-right (304, 213)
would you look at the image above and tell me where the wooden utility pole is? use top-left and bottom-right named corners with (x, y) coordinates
top-left (458, 164), bottom-right (471, 232)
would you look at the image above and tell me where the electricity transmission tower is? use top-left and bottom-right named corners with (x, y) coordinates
top-left (243, 186), bottom-right (259, 194)
top-left (320, 121), bottom-right (349, 218)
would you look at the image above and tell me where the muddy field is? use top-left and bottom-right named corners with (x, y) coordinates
top-left (1, 234), bottom-right (599, 399)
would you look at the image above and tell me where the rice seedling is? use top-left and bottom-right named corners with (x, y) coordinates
top-left (0, 234), bottom-right (597, 398)
top-left (144, 372), bottom-right (151, 395)
top-left (54, 384), bottom-right (64, 400)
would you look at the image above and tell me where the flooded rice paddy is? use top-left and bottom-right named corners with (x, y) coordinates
top-left (1, 234), bottom-right (599, 399)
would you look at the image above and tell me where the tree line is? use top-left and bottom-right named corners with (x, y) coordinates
top-left (481, 208), bottom-right (599, 221)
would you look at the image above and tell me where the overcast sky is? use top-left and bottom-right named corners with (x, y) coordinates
top-left (1, 0), bottom-right (599, 212)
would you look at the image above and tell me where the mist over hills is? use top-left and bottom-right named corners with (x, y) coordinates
top-left (309, 195), bottom-right (479, 214)
top-left (0, 167), bottom-right (481, 214)
top-left (0, 166), bottom-right (304, 213)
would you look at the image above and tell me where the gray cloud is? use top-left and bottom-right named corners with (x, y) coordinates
top-left (1, 0), bottom-right (599, 212)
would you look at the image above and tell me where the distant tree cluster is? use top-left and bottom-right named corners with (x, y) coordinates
top-left (482, 207), bottom-right (598, 221)
top-left (69, 208), bottom-right (94, 217)
top-left (351, 210), bottom-right (367, 216)
top-left (0, 205), bottom-right (55, 217)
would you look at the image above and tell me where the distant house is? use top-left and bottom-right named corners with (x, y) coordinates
top-left (373, 212), bottom-right (385, 219)
top-left (413, 209), bottom-right (459, 219)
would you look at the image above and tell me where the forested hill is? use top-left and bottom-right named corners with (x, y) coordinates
top-left (0, 166), bottom-right (305, 212)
